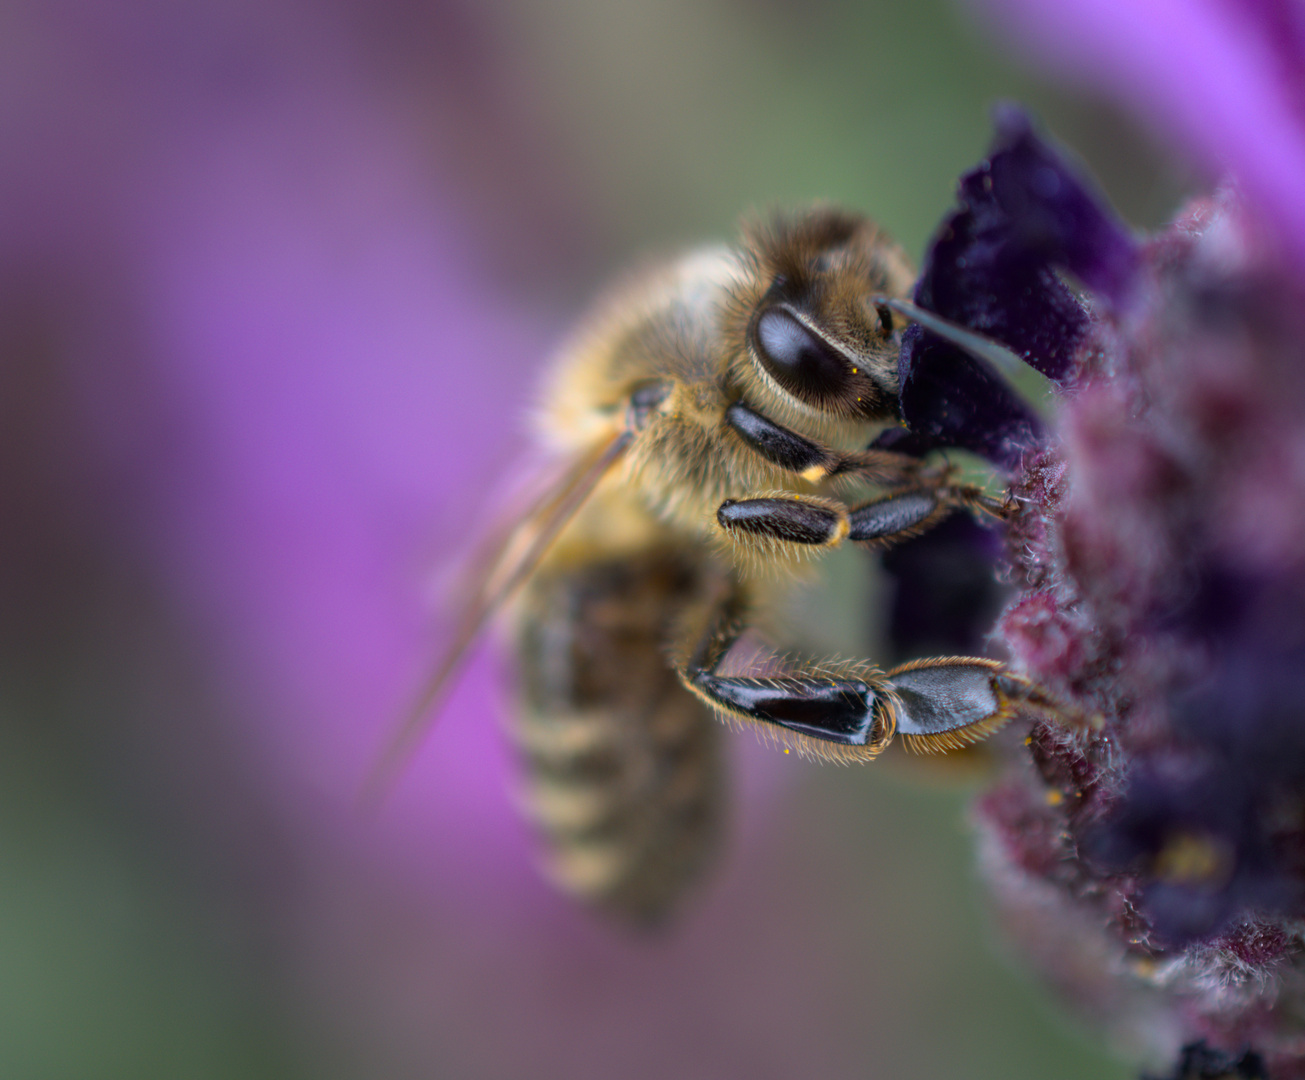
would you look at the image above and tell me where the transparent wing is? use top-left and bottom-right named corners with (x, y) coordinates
top-left (363, 428), bottom-right (635, 804)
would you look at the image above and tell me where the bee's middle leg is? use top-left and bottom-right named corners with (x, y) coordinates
top-left (721, 400), bottom-right (1009, 557)
top-left (716, 484), bottom-right (1006, 557)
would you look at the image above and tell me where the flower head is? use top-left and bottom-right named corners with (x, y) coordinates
top-left (908, 109), bottom-right (1305, 1075)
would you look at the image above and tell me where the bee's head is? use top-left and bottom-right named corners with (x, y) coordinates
top-left (739, 208), bottom-right (914, 425)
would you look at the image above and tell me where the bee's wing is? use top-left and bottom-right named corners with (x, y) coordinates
top-left (363, 428), bottom-right (635, 804)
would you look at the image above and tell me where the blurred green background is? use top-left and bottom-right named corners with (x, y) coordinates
top-left (407, 0), bottom-right (1181, 295)
top-left (0, 0), bottom-right (1183, 1076)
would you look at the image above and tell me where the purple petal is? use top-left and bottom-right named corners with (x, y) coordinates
top-left (914, 107), bottom-right (1137, 381)
top-left (878, 514), bottom-right (1007, 661)
top-left (897, 110), bottom-right (1138, 468)
top-left (971, 0), bottom-right (1305, 275)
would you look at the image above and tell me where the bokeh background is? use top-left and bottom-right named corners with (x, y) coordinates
top-left (0, 1), bottom-right (1185, 1077)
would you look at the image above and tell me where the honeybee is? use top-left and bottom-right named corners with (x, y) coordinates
top-left (373, 207), bottom-right (1060, 923)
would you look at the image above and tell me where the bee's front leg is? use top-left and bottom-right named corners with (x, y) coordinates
top-left (724, 401), bottom-right (924, 487)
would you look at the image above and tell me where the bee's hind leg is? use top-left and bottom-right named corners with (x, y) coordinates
top-left (671, 595), bottom-right (1058, 761)
top-left (877, 659), bottom-right (1067, 753)
top-left (670, 596), bottom-right (896, 761)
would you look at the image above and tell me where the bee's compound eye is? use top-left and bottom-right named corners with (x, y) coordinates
top-left (752, 308), bottom-right (849, 401)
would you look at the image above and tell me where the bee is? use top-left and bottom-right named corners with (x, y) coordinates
top-left (371, 206), bottom-right (1061, 924)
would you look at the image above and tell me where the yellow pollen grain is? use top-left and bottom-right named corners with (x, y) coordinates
top-left (1045, 789), bottom-right (1064, 806)
top-left (1154, 832), bottom-right (1230, 887)
top-left (851, 368), bottom-right (859, 374)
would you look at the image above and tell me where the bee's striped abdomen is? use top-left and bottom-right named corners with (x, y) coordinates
top-left (512, 546), bottom-right (726, 924)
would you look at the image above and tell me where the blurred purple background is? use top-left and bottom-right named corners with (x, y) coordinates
top-left (0, 0), bottom-right (1179, 1076)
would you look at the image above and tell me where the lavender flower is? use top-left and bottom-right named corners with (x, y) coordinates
top-left (925, 2), bottom-right (1305, 1070)
top-left (908, 110), bottom-right (1305, 1077)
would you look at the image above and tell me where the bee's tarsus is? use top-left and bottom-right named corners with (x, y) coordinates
top-left (846, 488), bottom-right (948, 544)
top-left (885, 658), bottom-right (1022, 752)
